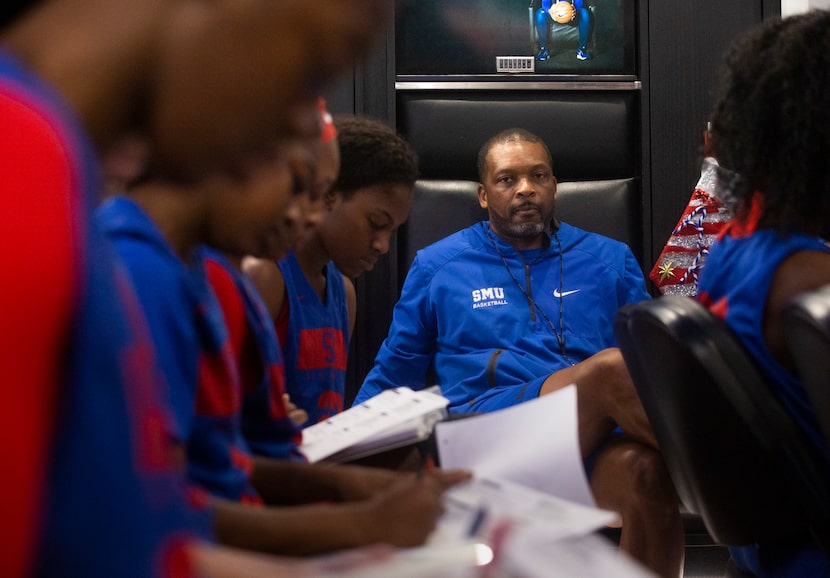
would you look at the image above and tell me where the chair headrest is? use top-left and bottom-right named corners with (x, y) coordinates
top-left (783, 283), bottom-right (830, 448)
top-left (399, 177), bottom-right (642, 286)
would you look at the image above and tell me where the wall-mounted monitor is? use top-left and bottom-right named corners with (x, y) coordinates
top-left (395, 0), bottom-right (637, 80)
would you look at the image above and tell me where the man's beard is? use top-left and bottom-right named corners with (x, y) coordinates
top-left (507, 220), bottom-right (547, 238)
top-left (506, 203), bottom-right (548, 239)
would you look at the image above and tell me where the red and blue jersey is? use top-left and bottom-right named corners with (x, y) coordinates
top-left (1, 51), bottom-right (204, 577)
top-left (277, 250), bottom-right (350, 424)
top-left (203, 249), bottom-right (305, 462)
top-left (96, 197), bottom-right (261, 504)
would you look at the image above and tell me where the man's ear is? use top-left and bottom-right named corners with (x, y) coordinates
top-left (477, 183), bottom-right (488, 209)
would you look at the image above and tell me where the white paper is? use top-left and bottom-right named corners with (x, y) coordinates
top-left (431, 476), bottom-right (618, 545)
top-left (307, 384), bottom-right (651, 578)
top-left (300, 387), bottom-right (448, 463)
top-left (435, 384), bottom-right (595, 506)
top-left (317, 542), bottom-right (488, 578)
top-left (504, 531), bottom-right (657, 578)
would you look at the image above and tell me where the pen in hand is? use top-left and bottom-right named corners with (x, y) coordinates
top-left (466, 505), bottom-right (489, 538)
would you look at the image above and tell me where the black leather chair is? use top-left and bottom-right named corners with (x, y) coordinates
top-left (399, 177), bottom-right (641, 285)
top-left (783, 284), bottom-right (830, 446)
top-left (613, 296), bottom-right (830, 550)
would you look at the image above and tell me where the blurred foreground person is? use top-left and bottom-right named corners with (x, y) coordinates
top-left (0, 0), bottom-right (391, 575)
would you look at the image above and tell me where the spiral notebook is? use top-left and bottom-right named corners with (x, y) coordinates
top-left (300, 386), bottom-right (448, 463)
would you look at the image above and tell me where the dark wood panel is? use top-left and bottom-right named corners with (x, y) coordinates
top-left (336, 17), bottom-right (399, 404)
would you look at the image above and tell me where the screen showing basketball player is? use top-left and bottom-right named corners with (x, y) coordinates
top-left (395, 0), bottom-right (635, 77)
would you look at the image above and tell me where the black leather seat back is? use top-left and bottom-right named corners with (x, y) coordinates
top-left (784, 284), bottom-right (830, 446)
top-left (614, 296), bottom-right (830, 546)
top-left (397, 91), bottom-right (637, 183)
top-left (400, 177), bottom-right (640, 285)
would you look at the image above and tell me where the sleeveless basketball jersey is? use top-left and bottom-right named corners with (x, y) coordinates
top-left (203, 250), bottom-right (305, 461)
top-left (277, 251), bottom-right (350, 424)
top-left (1, 51), bottom-right (204, 577)
top-left (698, 216), bottom-right (830, 462)
top-left (97, 197), bottom-right (261, 504)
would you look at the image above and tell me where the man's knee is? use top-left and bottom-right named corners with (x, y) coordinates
top-left (626, 447), bottom-right (673, 493)
top-left (594, 443), bottom-right (676, 507)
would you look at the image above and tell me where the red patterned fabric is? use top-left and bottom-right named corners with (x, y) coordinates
top-left (649, 157), bottom-right (733, 296)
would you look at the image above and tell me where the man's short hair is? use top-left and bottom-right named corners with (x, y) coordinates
top-left (477, 128), bottom-right (553, 182)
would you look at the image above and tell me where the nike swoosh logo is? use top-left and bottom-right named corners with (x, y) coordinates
top-left (553, 289), bottom-right (581, 298)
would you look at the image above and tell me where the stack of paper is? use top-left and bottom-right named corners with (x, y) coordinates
top-left (302, 385), bottom-right (655, 577)
top-left (429, 385), bottom-right (655, 577)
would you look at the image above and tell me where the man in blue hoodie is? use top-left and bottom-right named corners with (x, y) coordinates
top-left (355, 127), bottom-right (683, 578)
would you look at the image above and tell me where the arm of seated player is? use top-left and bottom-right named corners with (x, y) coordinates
top-left (241, 256), bottom-right (287, 326)
top-left (249, 456), bottom-right (471, 505)
top-left (210, 475), bottom-right (452, 555)
top-left (765, 249), bottom-right (830, 371)
top-left (353, 258), bottom-right (437, 404)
